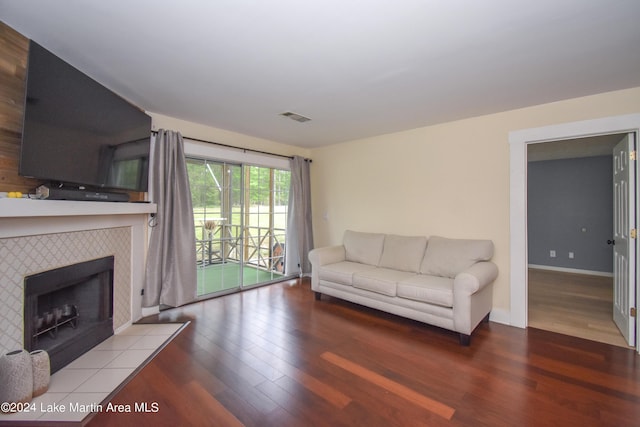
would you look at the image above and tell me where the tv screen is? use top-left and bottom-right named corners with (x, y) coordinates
top-left (20, 41), bottom-right (151, 192)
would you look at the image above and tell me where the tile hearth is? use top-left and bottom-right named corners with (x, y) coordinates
top-left (0, 322), bottom-right (185, 424)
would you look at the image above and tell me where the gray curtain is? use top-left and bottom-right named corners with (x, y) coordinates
top-left (285, 156), bottom-right (314, 276)
top-left (143, 129), bottom-right (197, 307)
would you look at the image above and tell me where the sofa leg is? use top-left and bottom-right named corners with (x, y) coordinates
top-left (314, 292), bottom-right (322, 301)
top-left (483, 313), bottom-right (490, 323)
top-left (459, 334), bottom-right (471, 346)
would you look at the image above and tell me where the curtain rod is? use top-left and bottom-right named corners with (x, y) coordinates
top-left (151, 130), bottom-right (312, 163)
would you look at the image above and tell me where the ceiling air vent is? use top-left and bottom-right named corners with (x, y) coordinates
top-left (280, 111), bottom-right (311, 123)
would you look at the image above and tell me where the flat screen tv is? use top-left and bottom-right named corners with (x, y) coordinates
top-left (19, 41), bottom-right (151, 193)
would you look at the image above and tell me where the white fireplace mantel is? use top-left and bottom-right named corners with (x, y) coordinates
top-left (0, 198), bottom-right (156, 238)
top-left (0, 198), bottom-right (156, 218)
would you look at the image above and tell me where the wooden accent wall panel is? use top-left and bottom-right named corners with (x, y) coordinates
top-left (0, 22), bottom-right (42, 194)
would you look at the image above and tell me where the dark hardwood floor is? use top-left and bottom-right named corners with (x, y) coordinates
top-left (87, 278), bottom-right (640, 427)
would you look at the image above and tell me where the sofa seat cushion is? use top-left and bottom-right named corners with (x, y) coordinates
top-left (397, 274), bottom-right (454, 308)
top-left (352, 268), bottom-right (416, 297)
top-left (318, 261), bottom-right (378, 286)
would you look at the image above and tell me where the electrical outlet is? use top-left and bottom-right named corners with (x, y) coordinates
top-left (550, 250), bottom-right (556, 258)
top-left (569, 252), bottom-right (574, 259)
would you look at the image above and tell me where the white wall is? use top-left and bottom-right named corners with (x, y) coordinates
top-left (309, 87), bottom-right (640, 321)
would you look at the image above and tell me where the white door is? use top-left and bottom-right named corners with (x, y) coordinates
top-left (612, 133), bottom-right (637, 346)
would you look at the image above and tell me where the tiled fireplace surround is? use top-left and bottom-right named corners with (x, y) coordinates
top-left (0, 199), bottom-right (156, 357)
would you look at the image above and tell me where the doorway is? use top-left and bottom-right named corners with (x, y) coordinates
top-left (526, 136), bottom-right (627, 346)
top-left (187, 158), bottom-right (291, 297)
top-left (509, 113), bottom-right (640, 352)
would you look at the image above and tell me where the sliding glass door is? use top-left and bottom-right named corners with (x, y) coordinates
top-left (187, 158), bottom-right (290, 298)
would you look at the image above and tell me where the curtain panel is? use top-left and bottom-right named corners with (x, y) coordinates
top-left (143, 130), bottom-right (197, 307)
top-left (285, 156), bottom-right (314, 276)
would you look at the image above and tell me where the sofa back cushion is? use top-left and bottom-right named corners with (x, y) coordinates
top-left (379, 234), bottom-right (428, 273)
top-left (420, 236), bottom-right (494, 278)
top-left (343, 230), bottom-right (385, 266)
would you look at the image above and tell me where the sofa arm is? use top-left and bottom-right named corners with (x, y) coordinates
top-left (309, 245), bottom-right (346, 293)
top-left (453, 261), bottom-right (498, 336)
top-left (309, 245), bottom-right (346, 267)
top-left (453, 261), bottom-right (498, 295)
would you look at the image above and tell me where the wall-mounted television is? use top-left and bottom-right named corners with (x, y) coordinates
top-left (19, 41), bottom-right (151, 193)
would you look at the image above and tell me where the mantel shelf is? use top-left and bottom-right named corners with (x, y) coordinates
top-left (0, 198), bottom-right (157, 218)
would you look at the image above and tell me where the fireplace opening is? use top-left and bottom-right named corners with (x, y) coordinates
top-left (24, 256), bottom-right (114, 373)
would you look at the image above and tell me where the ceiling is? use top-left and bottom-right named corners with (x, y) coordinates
top-left (527, 133), bottom-right (626, 162)
top-left (2, 0), bottom-right (640, 148)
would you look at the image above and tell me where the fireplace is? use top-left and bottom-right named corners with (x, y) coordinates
top-left (24, 256), bottom-right (114, 373)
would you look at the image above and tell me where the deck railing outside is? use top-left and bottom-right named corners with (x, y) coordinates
top-left (196, 223), bottom-right (286, 273)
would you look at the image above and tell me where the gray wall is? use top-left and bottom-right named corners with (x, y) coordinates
top-left (527, 155), bottom-right (613, 273)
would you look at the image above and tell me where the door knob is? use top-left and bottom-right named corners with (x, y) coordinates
top-left (607, 239), bottom-right (615, 245)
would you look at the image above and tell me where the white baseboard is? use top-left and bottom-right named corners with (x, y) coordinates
top-left (141, 305), bottom-right (160, 318)
top-left (489, 308), bottom-right (512, 326)
top-left (528, 264), bottom-right (613, 277)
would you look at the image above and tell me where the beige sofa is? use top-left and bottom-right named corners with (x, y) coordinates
top-left (309, 230), bottom-right (498, 345)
